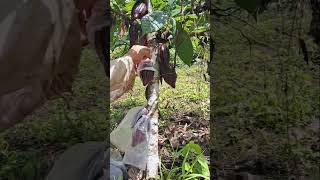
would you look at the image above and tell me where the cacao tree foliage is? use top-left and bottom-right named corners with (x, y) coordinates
top-left (111, 0), bottom-right (210, 67)
top-left (212, 0), bottom-right (320, 178)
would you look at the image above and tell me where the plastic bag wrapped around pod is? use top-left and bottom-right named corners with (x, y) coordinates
top-left (123, 114), bottom-right (151, 170)
top-left (131, 114), bottom-right (151, 147)
top-left (110, 106), bottom-right (143, 152)
top-left (110, 106), bottom-right (150, 170)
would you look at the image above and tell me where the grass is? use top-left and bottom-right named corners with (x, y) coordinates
top-left (0, 47), bottom-right (210, 179)
top-left (211, 4), bottom-right (320, 179)
top-left (111, 62), bottom-right (209, 127)
top-left (111, 58), bottom-right (210, 179)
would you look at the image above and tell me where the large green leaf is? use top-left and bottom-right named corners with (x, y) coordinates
top-left (180, 142), bottom-right (202, 157)
top-left (175, 24), bottom-right (194, 66)
top-left (124, 0), bottom-right (136, 13)
top-left (141, 11), bottom-right (168, 34)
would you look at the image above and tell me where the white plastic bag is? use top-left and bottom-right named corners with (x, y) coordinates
top-left (110, 106), bottom-right (151, 170)
top-left (123, 138), bottom-right (149, 170)
top-left (110, 106), bottom-right (142, 152)
top-left (123, 114), bottom-right (151, 169)
top-left (131, 115), bottom-right (150, 147)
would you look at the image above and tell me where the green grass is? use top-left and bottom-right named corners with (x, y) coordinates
top-left (211, 4), bottom-right (320, 178)
top-left (111, 62), bottom-right (209, 127)
top-left (110, 55), bottom-right (210, 178)
top-left (0, 47), bottom-right (210, 179)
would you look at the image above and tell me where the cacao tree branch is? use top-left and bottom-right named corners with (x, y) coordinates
top-left (143, 1), bottom-right (160, 179)
top-left (145, 48), bottom-right (160, 179)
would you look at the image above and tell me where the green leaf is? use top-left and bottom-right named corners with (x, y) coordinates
top-left (197, 155), bottom-right (210, 176)
top-left (124, 0), bottom-right (136, 13)
top-left (183, 162), bottom-right (192, 173)
top-left (168, 0), bottom-right (176, 7)
top-left (171, 8), bottom-right (181, 17)
top-left (192, 26), bottom-right (207, 33)
top-left (185, 174), bottom-right (210, 180)
top-left (170, 17), bottom-right (177, 36)
top-left (141, 11), bottom-right (168, 34)
top-left (187, 143), bottom-right (202, 154)
top-left (175, 24), bottom-right (194, 66)
top-left (180, 142), bottom-right (202, 157)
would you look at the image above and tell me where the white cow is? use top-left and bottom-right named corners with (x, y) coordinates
top-left (0, 0), bottom-right (108, 131)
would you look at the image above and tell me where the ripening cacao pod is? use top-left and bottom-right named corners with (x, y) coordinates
top-left (132, 128), bottom-right (146, 147)
top-left (140, 70), bottom-right (154, 86)
top-left (162, 73), bottom-right (177, 88)
top-left (131, 1), bottom-right (148, 20)
top-left (158, 43), bottom-right (177, 88)
top-left (129, 20), bottom-right (140, 46)
top-left (139, 34), bottom-right (148, 46)
top-left (159, 43), bottom-right (170, 67)
top-left (132, 115), bottom-right (150, 147)
top-left (138, 59), bottom-right (155, 86)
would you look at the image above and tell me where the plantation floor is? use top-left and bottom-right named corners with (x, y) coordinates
top-left (211, 6), bottom-right (320, 179)
top-left (0, 48), bottom-right (209, 180)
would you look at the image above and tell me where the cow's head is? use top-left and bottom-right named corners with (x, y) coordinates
top-left (76, 0), bottom-right (109, 76)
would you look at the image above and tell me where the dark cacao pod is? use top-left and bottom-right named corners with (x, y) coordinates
top-left (140, 70), bottom-right (154, 86)
top-left (158, 43), bottom-right (177, 88)
top-left (129, 20), bottom-right (140, 46)
top-left (132, 115), bottom-right (150, 147)
top-left (162, 72), bottom-right (177, 88)
top-left (131, 1), bottom-right (148, 20)
top-left (138, 59), bottom-right (155, 86)
top-left (132, 128), bottom-right (146, 147)
top-left (139, 34), bottom-right (148, 46)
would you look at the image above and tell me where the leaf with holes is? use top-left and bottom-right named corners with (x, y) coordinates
top-left (141, 11), bottom-right (168, 34)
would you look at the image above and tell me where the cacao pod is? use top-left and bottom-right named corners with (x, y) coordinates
top-left (131, 1), bottom-right (148, 20)
top-left (162, 73), bottom-right (177, 88)
top-left (158, 43), bottom-right (177, 88)
top-left (138, 59), bottom-right (155, 86)
top-left (139, 34), bottom-right (148, 46)
top-left (132, 128), bottom-right (146, 147)
top-left (129, 20), bottom-right (140, 46)
top-left (132, 115), bottom-right (150, 147)
top-left (140, 70), bottom-right (154, 86)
